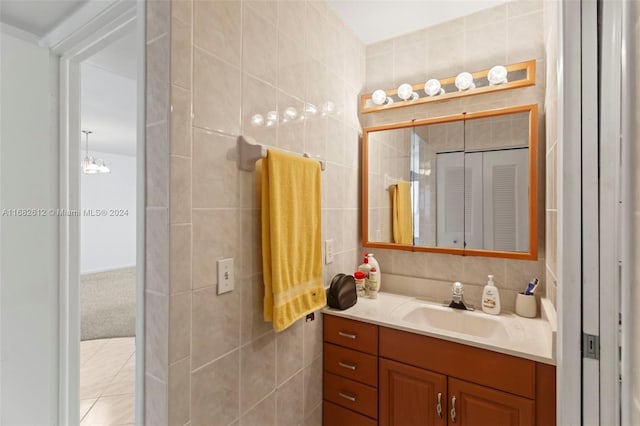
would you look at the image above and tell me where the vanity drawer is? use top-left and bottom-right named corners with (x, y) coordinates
top-left (324, 372), bottom-right (378, 419)
top-left (323, 401), bottom-right (377, 426)
top-left (324, 315), bottom-right (378, 355)
top-left (324, 343), bottom-right (378, 386)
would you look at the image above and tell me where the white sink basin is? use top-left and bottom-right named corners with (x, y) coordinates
top-left (394, 302), bottom-right (511, 340)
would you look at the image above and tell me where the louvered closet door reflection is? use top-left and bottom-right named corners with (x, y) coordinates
top-left (482, 148), bottom-right (529, 252)
top-left (436, 152), bottom-right (465, 248)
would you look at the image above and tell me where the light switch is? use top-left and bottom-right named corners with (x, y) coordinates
top-left (325, 239), bottom-right (334, 264)
top-left (217, 258), bottom-right (234, 294)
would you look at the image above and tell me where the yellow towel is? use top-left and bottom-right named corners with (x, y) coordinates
top-left (392, 180), bottom-right (413, 244)
top-left (261, 149), bottom-right (326, 332)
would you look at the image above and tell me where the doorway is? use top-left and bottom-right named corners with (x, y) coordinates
top-left (57, 2), bottom-right (146, 425)
top-left (78, 28), bottom-right (138, 424)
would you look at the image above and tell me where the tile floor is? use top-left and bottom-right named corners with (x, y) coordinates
top-left (80, 337), bottom-right (135, 425)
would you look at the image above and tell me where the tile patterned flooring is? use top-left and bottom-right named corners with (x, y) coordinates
top-left (80, 337), bottom-right (135, 425)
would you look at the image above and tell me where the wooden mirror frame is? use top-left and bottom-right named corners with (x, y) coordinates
top-left (361, 104), bottom-right (539, 260)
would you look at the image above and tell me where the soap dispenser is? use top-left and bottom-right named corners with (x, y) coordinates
top-left (482, 275), bottom-right (501, 315)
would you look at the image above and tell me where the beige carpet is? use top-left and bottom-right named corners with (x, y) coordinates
top-left (81, 267), bottom-right (136, 341)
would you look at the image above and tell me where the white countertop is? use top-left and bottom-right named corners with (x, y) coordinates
top-left (322, 292), bottom-right (556, 365)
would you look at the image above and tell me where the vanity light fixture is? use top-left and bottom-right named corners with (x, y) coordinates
top-left (455, 72), bottom-right (475, 91)
top-left (81, 130), bottom-right (110, 174)
top-left (424, 79), bottom-right (445, 97)
top-left (397, 83), bottom-right (419, 101)
top-left (371, 89), bottom-right (393, 106)
top-left (488, 65), bottom-right (508, 85)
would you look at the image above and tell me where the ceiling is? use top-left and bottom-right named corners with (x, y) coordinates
top-left (327, 0), bottom-right (510, 44)
top-left (85, 31), bottom-right (138, 81)
top-left (0, 0), bottom-right (88, 36)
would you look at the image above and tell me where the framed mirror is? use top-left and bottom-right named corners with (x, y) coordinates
top-left (362, 104), bottom-right (538, 260)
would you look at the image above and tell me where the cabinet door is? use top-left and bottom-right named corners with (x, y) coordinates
top-left (379, 358), bottom-right (447, 426)
top-left (448, 378), bottom-right (534, 426)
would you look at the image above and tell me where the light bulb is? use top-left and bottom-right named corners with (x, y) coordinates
top-left (250, 114), bottom-right (265, 127)
top-left (303, 103), bottom-right (318, 118)
top-left (488, 65), bottom-right (508, 85)
top-left (371, 89), bottom-right (388, 106)
top-left (397, 83), bottom-right (417, 101)
top-left (98, 160), bottom-right (111, 173)
top-left (84, 157), bottom-right (100, 174)
top-left (265, 110), bottom-right (278, 127)
top-left (424, 79), bottom-right (443, 97)
top-left (455, 72), bottom-right (474, 91)
top-left (321, 101), bottom-right (336, 115)
top-left (283, 107), bottom-right (298, 122)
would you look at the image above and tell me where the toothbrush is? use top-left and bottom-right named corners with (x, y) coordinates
top-left (524, 278), bottom-right (539, 295)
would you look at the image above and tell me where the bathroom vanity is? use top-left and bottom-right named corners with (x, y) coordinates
top-left (322, 293), bottom-right (556, 426)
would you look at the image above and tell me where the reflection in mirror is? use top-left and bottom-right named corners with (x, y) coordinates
top-left (367, 126), bottom-right (413, 244)
top-left (463, 112), bottom-right (530, 252)
top-left (413, 122), bottom-right (464, 248)
top-left (363, 104), bottom-right (538, 259)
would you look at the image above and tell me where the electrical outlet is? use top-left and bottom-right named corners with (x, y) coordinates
top-left (325, 239), bottom-right (334, 264)
top-left (217, 258), bottom-right (234, 294)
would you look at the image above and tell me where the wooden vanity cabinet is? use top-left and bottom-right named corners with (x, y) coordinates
top-left (379, 327), bottom-right (547, 426)
top-left (379, 358), bottom-right (535, 426)
top-left (379, 358), bottom-right (447, 426)
top-left (323, 315), bottom-right (379, 424)
top-left (447, 377), bottom-right (534, 426)
top-left (323, 315), bottom-right (555, 426)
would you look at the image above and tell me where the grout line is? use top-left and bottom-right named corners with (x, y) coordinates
top-left (190, 347), bottom-right (239, 375)
top-left (146, 32), bottom-right (169, 46)
top-left (80, 337), bottom-right (136, 423)
top-left (170, 153), bottom-right (191, 160)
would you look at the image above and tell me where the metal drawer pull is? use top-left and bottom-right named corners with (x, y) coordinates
top-left (338, 331), bottom-right (357, 339)
top-left (436, 392), bottom-right (442, 418)
top-left (338, 391), bottom-right (357, 402)
top-left (338, 361), bottom-right (357, 371)
top-left (451, 396), bottom-right (457, 423)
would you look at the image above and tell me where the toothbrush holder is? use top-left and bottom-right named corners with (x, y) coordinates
top-left (515, 293), bottom-right (537, 318)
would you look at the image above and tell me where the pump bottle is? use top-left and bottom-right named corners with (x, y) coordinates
top-left (481, 275), bottom-right (501, 315)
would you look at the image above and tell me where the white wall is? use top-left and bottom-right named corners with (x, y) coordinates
top-left (0, 33), bottom-right (59, 425)
top-left (80, 151), bottom-right (137, 273)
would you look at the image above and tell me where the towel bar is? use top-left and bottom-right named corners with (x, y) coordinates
top-left (384, 173), bottom-right (400, 190)
top-left (237, 135), bottom-right (326, 172)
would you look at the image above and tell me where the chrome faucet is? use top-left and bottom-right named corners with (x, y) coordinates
top-left (448, 281), bottom-right (473, 311)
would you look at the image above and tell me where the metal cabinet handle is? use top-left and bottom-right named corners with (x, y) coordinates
top-left (338, 391), bottom-right (357, 402)
top-left (338, 331), bottom-right (357, 339)
top-left (338, 361), bottom-right (357, 371)
top-left (436, 392), bottom-right (443, 418)
top-left (450, 396), bottom-right (457, 423)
